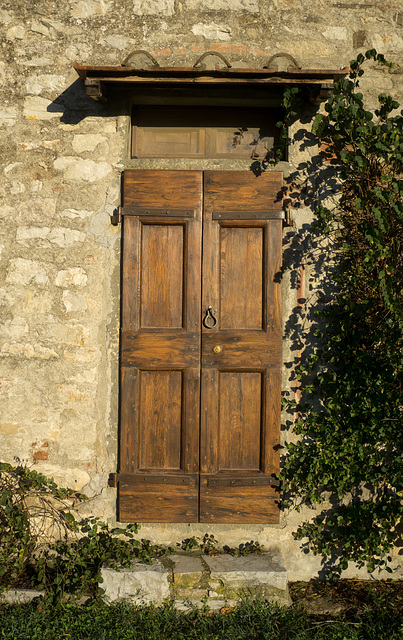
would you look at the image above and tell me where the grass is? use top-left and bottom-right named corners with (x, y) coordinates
top-left (0, 594), bottom-right (402, 640)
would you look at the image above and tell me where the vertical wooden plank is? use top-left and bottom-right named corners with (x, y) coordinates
top-left (266, 219), bottom-right (283, 334)
top-left (201, 208), bottom-right (220, 334)
top-left (119, 367), bottom-right (139, 473)
top-left (183, 368), bottom-right (201, 474)
top-left (122, 216), bottom-right (140, 331)
top-left (200, 368), bottom-right (218, 474)
top-left (262, 368), bottom-right (281, 476)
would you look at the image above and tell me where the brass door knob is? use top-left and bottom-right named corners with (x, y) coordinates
top-left (213, 345), bottom-right (222, 354)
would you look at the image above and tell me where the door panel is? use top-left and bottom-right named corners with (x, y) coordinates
top-left (118, 169), bottom-right (282, 523)
top-left (118, 171), bottom-right (202, 523)
top-left (199, 171), bottom-right (283, 523)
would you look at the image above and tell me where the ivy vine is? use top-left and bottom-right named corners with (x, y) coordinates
top-left (280, 50), bottom-right (403, 577)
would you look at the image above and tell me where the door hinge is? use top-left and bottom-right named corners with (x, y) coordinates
top-left (110, 206), bottom-right (122, 226)
top-left (108, 472), bottom-right (119, 487)
top-left (283, 209), bottom-right (294, 227)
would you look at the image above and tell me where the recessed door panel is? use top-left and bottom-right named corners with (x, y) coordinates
top-left (218, 371), bottom-right (262, 471)
top-left (140, 224), bottom-right (184, 329)
top-left (220, 227), bottom-right (263, 330)
top-left (138, 370), bottom-right (183, 471)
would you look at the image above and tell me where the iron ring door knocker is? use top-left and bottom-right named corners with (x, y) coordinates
top-left (203, 305), bottom-right (217, 329)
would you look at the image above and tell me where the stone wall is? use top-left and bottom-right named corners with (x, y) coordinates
top-left (0, 0), bottom-right (402, 581)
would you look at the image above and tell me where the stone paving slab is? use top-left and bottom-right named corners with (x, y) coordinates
top-left (0, 589), bottom-right (44, 604)
top-left (203, 552), bottom-right (290, 605)
top-left (162, 553), bottom-right (209, 599)
top-left (101, 559), bottom-right (170, 604)
top-left (204, 552), bottom-right (288, 590)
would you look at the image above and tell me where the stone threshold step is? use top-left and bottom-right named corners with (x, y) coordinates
top-left (101, 551), bottom-right (290, 607)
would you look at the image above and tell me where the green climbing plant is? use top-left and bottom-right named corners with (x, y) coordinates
top-left (279, 50), bottom-right (403, 577)
top-left (0, 463), bottom-right (174, 602)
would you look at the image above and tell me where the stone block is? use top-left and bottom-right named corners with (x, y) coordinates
top-left (0, 108), bottom-right (17, 127)
top-left (353, 30), bottom-right (366, 49)
top-left (132, 0), bottom-right (175, 15)
top-left (71, 1), bottom-right (109, 19)
top-left (170, 553), bottom-right (205, 586)
top-left (16, 226), bottom-right (86, 247)
top-left (23, 96), bottom-right (60, 120)
top-left (53, 157), bottom-right (111, 182)
top-left (48, 228), bottom-right (87, 247)
top-left (6, 25), bottom-right (25, 40)
top-left (174, 598), bottom-right (237, 611)
top-left (1, 589), bottom-right (43, 604)
top-left (26, 74), bottom-right (65, 96)
top-left (322, 27), bottom-right (347, 40)
top-left (6, 259), bottom-right (48, 287)
top-left (0, 343), bottom-right (58, 360)
top-left (204, 553), bottom-right (290, 605)
top-left (101, 559), bottom-right (170, 604)
top-left (164, 553), bottom-right (208, 598)
top-left (189, 0), bottom-right (258, 12)
top-left (0, 422), bottom-right (19, 435)
top-left (174, 588), bottom-right (208, 600)
top-left (55, 268), bottom-right (88, 288)
top-left (62, 291), bottom-right (87, 312)
top-left (191, 23), bottom-right (231, 40)
top-left (72, 134), bottom-right (107, 153)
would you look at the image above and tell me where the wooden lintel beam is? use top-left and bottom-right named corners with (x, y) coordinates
top-left (85, 76), bottom-right (337, 86)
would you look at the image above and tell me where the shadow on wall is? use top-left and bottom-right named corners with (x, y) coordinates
top-left (251, 120), bottom-right (356, 579)
top-left (48, 79), bottom-right (122, 124)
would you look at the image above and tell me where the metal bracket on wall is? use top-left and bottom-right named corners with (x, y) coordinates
top-left (110, 206), bottom-right (122, 226)
top-left (283, 209), bottom-right (294, 227)
top-left (193, 51), bottom-right (232, 70)
top-left (263, 52), bottom-right (302, 71)
top-left (108, 472), bottom-right (118, 487)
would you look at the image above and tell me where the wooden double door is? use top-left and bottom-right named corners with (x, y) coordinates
top-left (117, 170), bottom-right (283, 523)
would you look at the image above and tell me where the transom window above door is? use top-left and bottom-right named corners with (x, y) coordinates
top-left (131, 106), bottom-right (284, 160)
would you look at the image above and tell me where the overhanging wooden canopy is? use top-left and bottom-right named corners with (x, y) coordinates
top-left (73, 56), bottom-right (349, 104)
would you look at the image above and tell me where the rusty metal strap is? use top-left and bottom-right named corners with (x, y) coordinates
top-left (212, 211), bottom-right (285, 220)
top-left (111, 206), bottom-right (195, 225)
top-left (109, 473), bottom-right (196, 486)
top-left (123, 206), bottom-right (194, 218)
top-left (206, 476), bottom-right (281, 488)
